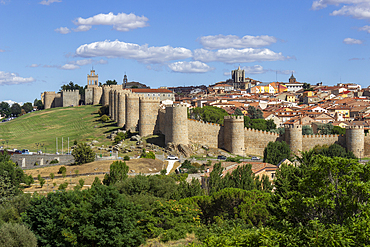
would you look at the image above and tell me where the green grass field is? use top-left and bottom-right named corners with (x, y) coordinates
top-left (0, 105), bottom-right (121, 153)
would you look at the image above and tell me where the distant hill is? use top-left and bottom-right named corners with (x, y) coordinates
top-left (0, 105), bottom-right (119, 153)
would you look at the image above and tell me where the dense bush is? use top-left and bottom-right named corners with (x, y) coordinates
top-left (72, 142), bottom-right (95, 165)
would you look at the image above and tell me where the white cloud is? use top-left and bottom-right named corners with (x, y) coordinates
top-left (0, 71), bottom-right (35, 86)
top-left (75, 40), bottom-right (192, 64)
top-left (193, 48), bottom-right (287, 64)
top-left (43, 59), bottom-right (107, 70)
top-left (28, 64), bottom-right (40, 68)
top-left (359, 25), bottom-right (370, 33)
top-left (331, 3), bottom-right (370, 19)
top-left (242, 65), bottom-right (266, 74)
top-left (312, 1), bottom-right (370, 20)
top-left (168, 61), bottom-right (214, 73)
top-left (198, 34), bottom-right (277, 49)
top-left (60, 64), bottom-right (80, 70)
top-left (343, 37), bottom-right (363, 44)
top-left (97, 59), bottom-right (108, 64)
top-left (39, 0), bottom-right (61, 6)
top-left (55, 27), bottom-right (70, 34)
top-left (73, 25), bottom-right (92, 32)
top-left (349, 57), bottom-right (365, 60)
top-left (312, 0), bottom-right (368, 10)
top-left (73, 12), bottom-right (149, 32)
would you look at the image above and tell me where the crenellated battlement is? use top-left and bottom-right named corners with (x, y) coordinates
top-left (303, 134), bottom-right (341, 138)
top-left (224, 115), bottom-right (244, 120)
top-left (62, 90), bottom-right (79, 93)
top-left (245, 127), bottom-right (280, 136)
top-left (139, 95), bottom-right (160, 101)
top-left (188, 118), bottom-right (221, 126)
top-left (285, 124), bottom-right (302, 129)
top-left (346, 125), bottom-right (364, 129)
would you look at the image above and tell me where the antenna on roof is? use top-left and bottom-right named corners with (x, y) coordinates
top-left (276, 71), bottom-right (277, 82)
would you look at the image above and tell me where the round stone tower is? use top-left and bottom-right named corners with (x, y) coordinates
top-left (284, 124), bottom-right (302, 155)
top-left (93, 87), bottom-right (102, 105)
top-left (114, 90), bottom-right (119, 122)
top-left (223, 116), bottom-right (245, 156)
top-left (165, 104), bottom-right (188, 145)
top-left (117, 92), bottom-right (126, 128)
top-left (125, 93), bottom-right (140, 131)
top-left (102, 86), bottom-right (111, 106)
top-left (139, 96), bottom-right (160, 137)
top-left (346, 126), bottom-right (364, 158)
top-left (109, 90), bottom-right (113, 118)
top-left (44, 91), bottom-right (56, 109)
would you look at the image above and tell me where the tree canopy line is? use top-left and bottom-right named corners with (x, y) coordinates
top-left (1, 137), bottom-right (369, 246)
top-left (189, 105), bottom-right (347, 135)
top-left (0, 99), bottom-right (43, 118)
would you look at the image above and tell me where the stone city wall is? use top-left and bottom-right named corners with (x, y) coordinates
top-left (244, 128), bottom-right (280, 156)
top-left (187, 119), bottom-right (223, 149)
top-left (10, 154), bottom-right (75, 169)
top-left (302, 134), bottom-right (345, 151)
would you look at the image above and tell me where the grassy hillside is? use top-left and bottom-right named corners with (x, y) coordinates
top-left (0, 105), bottom-right (120, 152)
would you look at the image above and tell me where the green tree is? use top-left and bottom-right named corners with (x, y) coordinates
top-left (49, 172), bottom-right (54, 181)
top-left (91, 177), bottom-right (101, 187)
top-left (60, 81), bottom-right (85, 96)
top-left (331, 125), bottom-right (346, 135)
top-left (10, 103), bottom-right (21, 117)
top-left (141, 199), bottom-right (201, 242)
top-left (0, 101), bottom-right (11, 117)
top-left (190, 106), bottom-right (229, 125)
top-left (0, 223), bottom-right (37, 247)
top-left (33, 98), bottom-right (44, 110)
top-left (270, 155), bottom-right (370, 229)
top-left (71, 142), bottom-right (95, 165)
top-left (263, 141), bottom-right (291, 165)
top-left (21, 102), bottom-right (33, 113)
top-left (234, 108), bottom-right (243, 116)
top-left (316, 123), bottom-right (334, 135)
top-left (302, 125), bottom-right (314, 135)
top-left (103, 79), bottom-right (118, 85)
top-left (58, 182), bottom-right (68, 190)
top-left (303, 82), bottom-right (312, 90)
top-left (23, 186), bottom-right (145, 246)
top-left (37, 174), bottom-right (45, 188)
top-left (247, 105), bottom-right (263, 119)
top-left (103, 161), bottom-right (129, 186)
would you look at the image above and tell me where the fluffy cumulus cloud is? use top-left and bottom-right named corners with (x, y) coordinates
top-left (193, 48), bottom-right (287, 64)
top-left (359, 25), bottom-right (370, 33)
top-left (312, 1), bottom-right (370, 20)
top-left (73, 12), bottom-right (149, 32)
top-left (168, 61), bottom-right (214, 73)
top-left (198, 34), bottom-right (277, 49)
top-left (55, 27), bottom-right (70, 34)
top-left (75, 40), bottom-right (192, 64)
top-left (39, 0), bottom-right (61, 5)
top-left (242, 65), bottom-right (266, 74)
top-left (0, 71), bottom-right (35, 86)
top-left (59, 59), bottom-right (107, 70)
top-left (343, 37), bottom-right (363, 44)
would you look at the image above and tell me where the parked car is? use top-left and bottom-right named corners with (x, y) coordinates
top-left (21, 149), bottom-right (30, 154)
top-left (167, 155), bottom-right (178, 160)
top-left (251, 156), bottom-right (260, 160)
top-left (217, 155), bottom-right (227, 160)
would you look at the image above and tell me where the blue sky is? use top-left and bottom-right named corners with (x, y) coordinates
top-left (1, 0), bottom-right (370, 103)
